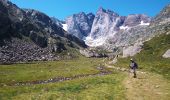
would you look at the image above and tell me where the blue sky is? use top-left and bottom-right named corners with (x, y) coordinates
top-left (10, 0), bottom-right (170, 20)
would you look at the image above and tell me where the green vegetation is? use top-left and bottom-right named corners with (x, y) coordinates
top-left (1, 32), bottom-right (170, 99)
top-left (115, 33), bottom-right (170, 79)
top-left (0, 74), bottom-right (125, 100)
top-left (0, 57), bottom-right (126, 100)
top-left (0, 57), bottom-right (102, 85)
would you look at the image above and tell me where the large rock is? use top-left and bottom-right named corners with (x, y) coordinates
top-left (162, 49), bottom-right (170, 58)
top-left (123, 43), bottom-right (143, 57)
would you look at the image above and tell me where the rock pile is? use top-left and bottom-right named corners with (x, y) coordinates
top-left (0, 38), bottom-right (60, 64)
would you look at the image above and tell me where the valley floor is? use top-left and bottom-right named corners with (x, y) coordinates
top-left (0, 58), bottom-right (170, 100)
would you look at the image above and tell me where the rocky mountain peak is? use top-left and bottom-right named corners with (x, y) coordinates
top-left (96, 7), bottom-right (119, 17)
top-left (66, 12), bottom-right (95, 39)
top-left (97, 7), bottom-right (106, 13)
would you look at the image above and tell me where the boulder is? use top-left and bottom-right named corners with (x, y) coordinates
top-left (79, 49), bottom-right (107, 58)
top-left (162, 49), bottom-right (170, 58)
top-left (123, 43), bottom-right (143, 57)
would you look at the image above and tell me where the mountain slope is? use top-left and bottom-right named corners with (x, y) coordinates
top-left (0, 0), bottom-right (87, 63)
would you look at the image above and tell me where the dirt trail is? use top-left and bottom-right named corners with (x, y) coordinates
top-left (106, 64), bottom-right (170, 100)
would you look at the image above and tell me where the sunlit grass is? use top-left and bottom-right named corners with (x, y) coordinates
top-left (0, 57), bottom-right (126, 100)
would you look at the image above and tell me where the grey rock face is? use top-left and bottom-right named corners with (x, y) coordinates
top-left (66, 12), bottom-right (95, 39)
top-left (162, 49), bottom-right (170, 58)
top-left (89, 7), bottom-right (121, 39)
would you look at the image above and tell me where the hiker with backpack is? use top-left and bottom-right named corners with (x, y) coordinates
top-left (129, 58), bottom-right (138, 78)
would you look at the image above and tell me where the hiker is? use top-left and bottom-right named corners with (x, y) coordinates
top-left (129, 59), bottom-right (138, 78)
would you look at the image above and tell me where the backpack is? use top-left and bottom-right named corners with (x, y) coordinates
top-left (134, 62), bottom-right (138, 69)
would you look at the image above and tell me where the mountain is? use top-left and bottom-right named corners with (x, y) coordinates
top-left (85, 7), bottom-right (151, 48)
top-left (0, 0), bottom-right (87, 64)
top-left (63, 7), bottom-right (151, 48)
top-left (65, 12), bottom-right (95, 39)
top-left (63, 5), bottom-right (169, 56)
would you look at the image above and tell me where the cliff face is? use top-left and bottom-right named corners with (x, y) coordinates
top-left (65, 12), bottom-right (95, 39)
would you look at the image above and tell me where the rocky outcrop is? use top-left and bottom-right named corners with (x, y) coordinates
top-left (0, 38), bottom-right (59, 64)
top-left (162, 49), bottom-right (170, 58)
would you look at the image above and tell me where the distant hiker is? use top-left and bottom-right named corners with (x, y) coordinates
top-left (129, 58), bottom-right (138, 78)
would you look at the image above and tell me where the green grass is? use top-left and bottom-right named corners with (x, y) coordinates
top-left (0, 57), bottom-right (103, 85)
top-left (115, 33), bottom-right (170, 79)
top-left (0, 57), bottom-right (126, 100)
top-left (0, 73), bottom-right (125, 100)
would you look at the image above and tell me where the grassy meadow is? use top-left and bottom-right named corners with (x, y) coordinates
top-left (0, 57), bottom-right (126, 100)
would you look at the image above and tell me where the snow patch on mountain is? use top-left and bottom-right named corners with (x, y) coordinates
top-left (120, 26), bottom-right (130, 30)
top-left (140, 21), bottom-right (150, 26)
top-left (62, 24), bottom-right (68, 31)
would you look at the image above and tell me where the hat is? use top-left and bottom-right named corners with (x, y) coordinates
top-left (130, 58), bottom-right (133, 61)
